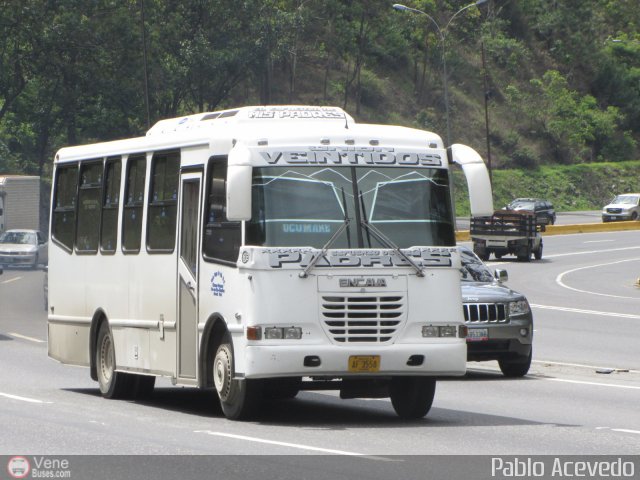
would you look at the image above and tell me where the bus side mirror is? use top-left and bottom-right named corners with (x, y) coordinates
top-left (448, 144), bottom-right (494, 218)
top-left (226, 165), bottom-right (252, 221)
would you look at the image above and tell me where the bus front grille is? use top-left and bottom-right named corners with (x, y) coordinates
top-left (321, 295), bottom-right (405, 343)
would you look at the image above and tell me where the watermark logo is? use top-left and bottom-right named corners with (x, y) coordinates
top-left (7, 456), bottom-right (30, 479)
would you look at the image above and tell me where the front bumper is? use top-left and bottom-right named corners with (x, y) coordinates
top-left (242, 342), bottom-right (467, 379)
top-left (0, 253), bottom-right (37, 266)
top-left (465, 319), bottom-right (532, 361)
top-left (602, 213), bottom-right (634, 222)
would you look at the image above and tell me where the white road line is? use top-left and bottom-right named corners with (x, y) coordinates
top-left (583, 240), bottom-right (614, 244)
top-left (8, 332), bottom-right (46, 343)
top-left (0, 392), bottom-right (52, 404)
top-left (533, 359), bottom-right (640, 374)
top-left (194, 431), bottom-right (393, 461)
top-left (611, 428), bottom-right (640, 435)
top-left (530, 304), bottom-right (640, 319)
top-left (555, 257), bottom-right (640, 299)
top-left (0, 276), bottom-right (22, 284)
top-left (544, 378), bottom-right (640, 391)
top-left (544, 246), bottom-right (640, 259)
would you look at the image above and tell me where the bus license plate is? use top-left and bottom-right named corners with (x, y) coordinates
top-left (467, 328), bottom-right (489, 342)
top-left (348, 355), bottom-right (380, 373)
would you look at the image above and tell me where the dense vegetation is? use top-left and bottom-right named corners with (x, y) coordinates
top-left (453, 160), bottom-right (640, 217)
top-left (1, 0), bottom-right (639, 204)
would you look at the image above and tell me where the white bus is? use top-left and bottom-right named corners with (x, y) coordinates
top-left (48, 105), bottom-right (493, 420)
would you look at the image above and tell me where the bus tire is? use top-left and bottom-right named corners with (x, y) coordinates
top-left (264, 377), bottom-right (301, 399)
top-left (96, 321), bottom-right (134, 399)
top-left (133, 375), bottom-right (156, 399)
top-left (213, 339), bottom-right (262, 420)
top-left (389, 377), bottom-right (436, 419)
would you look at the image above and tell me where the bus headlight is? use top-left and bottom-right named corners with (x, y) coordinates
top-left (422, 325), bottom-right (459, 338)
top-left (264, 327), bottom-right (303, 340)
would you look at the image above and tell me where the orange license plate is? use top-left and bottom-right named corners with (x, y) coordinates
top-left (348, 355), bottom-right (380, 373)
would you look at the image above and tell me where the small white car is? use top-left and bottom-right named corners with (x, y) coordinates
top-left (602, 193), bottom-right (640, 222)
top-left (0, 229), bottom-right (48, 269)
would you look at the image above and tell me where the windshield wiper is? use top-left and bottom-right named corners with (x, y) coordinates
top-left (299, 216), bottom-right (350, 278)
top-left (299, 188), bottom-right (351, 279)
top-left (358, 192), bottom-right (425, 277)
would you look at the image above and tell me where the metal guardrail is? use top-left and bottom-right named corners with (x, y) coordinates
top-left (456, 220), bottom-right (640, 242)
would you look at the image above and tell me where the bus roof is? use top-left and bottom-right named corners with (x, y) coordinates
top-left (54, 105), bottom-right (444, 163)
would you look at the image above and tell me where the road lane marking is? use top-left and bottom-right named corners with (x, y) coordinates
top-left (611, 428), bottom-right (640, 435)
top-left (194, 430), bottom-right (394, 461)
top-left (544, 378), bottom-right (640, 390)
top-left (8, 332), bottom-right (46, 343)
top-left (583, 240), bottom-right (614, 244)
top-left (0, 276), bottom-right (22, 284)
top-left (0, 392), bottom-right (52, 404)
top-left (530, 304), bottom-right (640, 319)
top-left (533, 359), bottom-right (640, 374)
top-left (555, 257), bottom-right (640, 299)
top-left (543, 246), bottom-right (640, 258)
top-left (596, 427), bottom-right (640, 436)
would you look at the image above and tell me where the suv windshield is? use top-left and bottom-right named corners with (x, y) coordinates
top-left (509, 200), bottom-right (535, 210)
top-left (246, 166), bottom-right (454, 249)
top-left (460, 248), bottom-right (494, 283)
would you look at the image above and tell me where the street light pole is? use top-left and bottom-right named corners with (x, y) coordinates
top-left (393, 1), bottom-right (487, 147)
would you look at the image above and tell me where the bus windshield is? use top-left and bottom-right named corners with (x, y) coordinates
top-left (246, 166), bottom-right (455, 249)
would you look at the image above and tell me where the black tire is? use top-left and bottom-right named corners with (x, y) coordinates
top-left (32, 254), bottom-right (39, 270)
top-left (632, 212), bottom-right (638, 221)
top-left (96, 322), bottom-right (135, 398)
top-left (133, 375), bottom-right (156, 399)
top-left (389, 377), bottom-right (436, 419)
top-left (534, 242), bottom-right (543, 260)
top-left (264, 377), bottom-right (301, 400)
top-left (474, 248), bottom-right (489, 261)
top-left (517, 246), bottom-right (531, 262)
top-left (213, 338), bottom-right (262, 420)
top-left (498, 350), bottom-right (532, 378)
top-left (494, 253), bottom-right (503, 260)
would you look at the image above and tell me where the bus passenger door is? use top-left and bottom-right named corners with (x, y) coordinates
top-left (177, 172), bottom-right (202, 381)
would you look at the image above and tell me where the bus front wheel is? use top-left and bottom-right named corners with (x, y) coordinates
top-left (389, 377), bottom-right (436, 419)
top-left (96, 322), bottom-right (134, 399)
top-left (213, 339), bottom-right (262, 420)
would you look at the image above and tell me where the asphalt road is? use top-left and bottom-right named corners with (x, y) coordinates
top-left (1, 230), bottom-right (639, 477)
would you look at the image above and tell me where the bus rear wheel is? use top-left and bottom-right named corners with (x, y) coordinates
top-left (96, 322), bottom-right (134, 399)
top-left (213, 339), bottom-right (262, 420)
top-left (389, 377), bottom-right (436, 419)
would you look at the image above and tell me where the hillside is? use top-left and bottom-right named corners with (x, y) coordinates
top-left (1, 1), bottom-right (639, 182)
top-left (453, 160), bottom-right (640, 216)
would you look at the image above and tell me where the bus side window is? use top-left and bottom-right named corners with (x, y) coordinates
top-left (202, 157), bottom-right (241, 264)
top-left (76, 161), bottom-right (103, 254)
top-left (147, 151), bottom-right (179, 252)
top-left (101, 157), bottom-right (121, 254)
top-left (52, 164), bottom-right (79, 252)
top-left (122, 155), bottom-right (147, 253)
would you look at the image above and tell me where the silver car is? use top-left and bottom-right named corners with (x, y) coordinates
top-left (0, 229), bottom-right (48, 269)
top-left (460, 246), bottom-right (533, 377)
top-left (602, 193), bottom-right (640, 222)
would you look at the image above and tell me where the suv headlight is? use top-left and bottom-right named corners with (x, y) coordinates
top-left (509, 300), bottom-right (530, 316)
